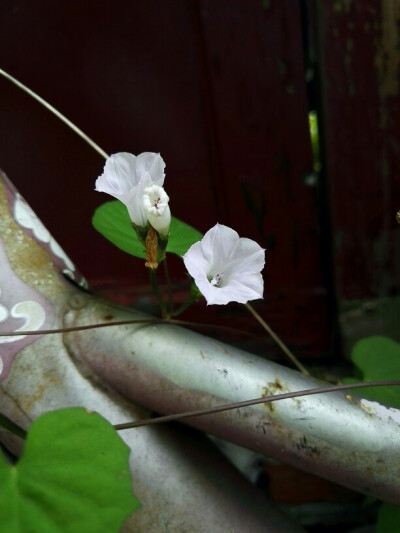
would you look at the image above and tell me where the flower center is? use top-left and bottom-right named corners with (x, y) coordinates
top-left (209, 272), bottom-right (223, 287)
top-left (143, 185), bottom-right (169, 217)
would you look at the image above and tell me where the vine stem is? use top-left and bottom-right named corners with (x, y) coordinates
top-left (170, 294), bottom-right (197, 318)
top-left (149, 269), bottom-right (167, 318)
top-left (0, 317), bottom-right (262, 338)
top-left (245, 302), bottom-right (310, 376)
top-left (162, 256), bottom-right (173, 315)
top-left (113, 379), bottom-right (400, 430)
top-left (0, 68), bottom-right (109, 161)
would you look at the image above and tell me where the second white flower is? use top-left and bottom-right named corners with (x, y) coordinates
top-left (183, 223), bottom-right (265, 305)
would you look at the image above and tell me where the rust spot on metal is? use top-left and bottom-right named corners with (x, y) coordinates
top-left (262, 379), bottom-right (288, 412)
top-left (345, 393), bottom-right (358, 405)
top-left (359, 401), bottom-right (374, 417)
top-left (19, 369), bottom-right (63, 412)
top-left (264, 400), bottom-right (275, 412)
top-left (266, 378), bottom-right (285, 391)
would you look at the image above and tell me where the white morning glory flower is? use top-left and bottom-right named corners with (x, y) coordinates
top-left (183, 223), bottom-right (265, 305)
top-left (95, 152), bottom-right (167, 228)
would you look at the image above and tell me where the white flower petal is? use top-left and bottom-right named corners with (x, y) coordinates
top-left (135, 153), bottom-right (165, 187)
top-left (184, 223), bottom-right (265, 306)
top-left (148, 205), bottom-right (171, 236)
top-left (221, 278), bottom-right (263, 304)
top-left (224, 248), bottom-right (265, 279)
top-left (95, 153), bottom-right (138, 196)
top-left (183, 241), bottom-right (210, 279)
top-left (109, 152), bottom-right (138, 188)
top-left (120, 187), bottom-right (147, 226)
top-left (95, 152), bottom-right (167, 228)
top-left (200, 224), bottom-right (239, 265)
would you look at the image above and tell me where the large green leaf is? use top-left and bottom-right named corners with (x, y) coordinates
top-left (377, 503), bottom-right (400, 532)
top-left (0, 408), bottom-right (139, 533)
top-left (345, 336), bottom-right (400, 408)
top-left (92, 200), bottom-right (202, 258)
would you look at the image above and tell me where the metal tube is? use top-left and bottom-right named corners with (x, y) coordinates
top-left (63, 296), bottom-right (400, 504)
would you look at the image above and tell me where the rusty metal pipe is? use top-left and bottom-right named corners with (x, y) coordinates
top-left (63, 296), bottom-right (400, 505)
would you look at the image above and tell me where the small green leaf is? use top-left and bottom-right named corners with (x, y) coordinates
top-left (92, 200), bottom-right (202, 259)
top-left (168, 216), bottom-right (203, 256)
top-left (0, 407), bottom-right (139, 533)
top-left (347, 336), bottom-right (400, 408)
top-left (377, 503), bottom-right (400, 532)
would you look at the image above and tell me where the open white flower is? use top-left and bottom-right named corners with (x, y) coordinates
top-left (183, 223), bottom-right (265, 305)
top-left (95, 152), bottom-right (166, 227)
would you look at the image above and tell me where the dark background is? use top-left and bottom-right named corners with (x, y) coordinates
top-left (0, 0), bottom-right (399, 362)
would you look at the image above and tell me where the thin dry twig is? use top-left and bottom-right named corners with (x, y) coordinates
top-left (114, 380), bottom-right (400, 430)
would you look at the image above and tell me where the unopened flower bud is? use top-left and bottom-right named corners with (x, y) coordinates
top-left (143, 185), bottom-right (171, 236)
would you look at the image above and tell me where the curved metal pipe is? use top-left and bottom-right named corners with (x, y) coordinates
top-left (63, 296), bottom-right (400, 504)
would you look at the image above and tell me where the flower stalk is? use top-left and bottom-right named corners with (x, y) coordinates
top-left (145, 226), bottom-right (159, 269)
top-left (245, 302), bottom-right (310, 376)
top-left (149, 269), bottom-right (167, 318)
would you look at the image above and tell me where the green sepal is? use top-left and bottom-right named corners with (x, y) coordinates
top-left (132, 222), bottom-right (150, 246)
top-left (92, 200), bottom-right (202, 259)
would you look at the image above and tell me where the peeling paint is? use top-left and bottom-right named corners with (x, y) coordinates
top-left (360, 399), bottom-right (400, 425)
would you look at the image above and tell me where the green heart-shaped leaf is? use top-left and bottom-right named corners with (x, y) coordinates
top-left (0, 407), bottom-right (139, 533)
top-left (344, 336), bottom-right (400, 408)
top-left (92, 200), bottom-right (202, 259)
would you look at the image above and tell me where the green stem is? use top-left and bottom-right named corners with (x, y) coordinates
top-left (0, 412), bottom-right (27, 439)
top-left (149, 269), bottom-right (167, 318)
top-left (170, 294), bottom-right (197, 318)
top-left (162, 256), bottom-right (173, 315)
top-left (245, 303), bottom-right (310, 376)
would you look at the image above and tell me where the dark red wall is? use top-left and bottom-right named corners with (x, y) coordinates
top-left (1, 1), bottom-right (398, 360)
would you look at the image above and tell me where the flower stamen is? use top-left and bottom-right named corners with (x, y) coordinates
top-left (209, 273), bottom-right (223, 287)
